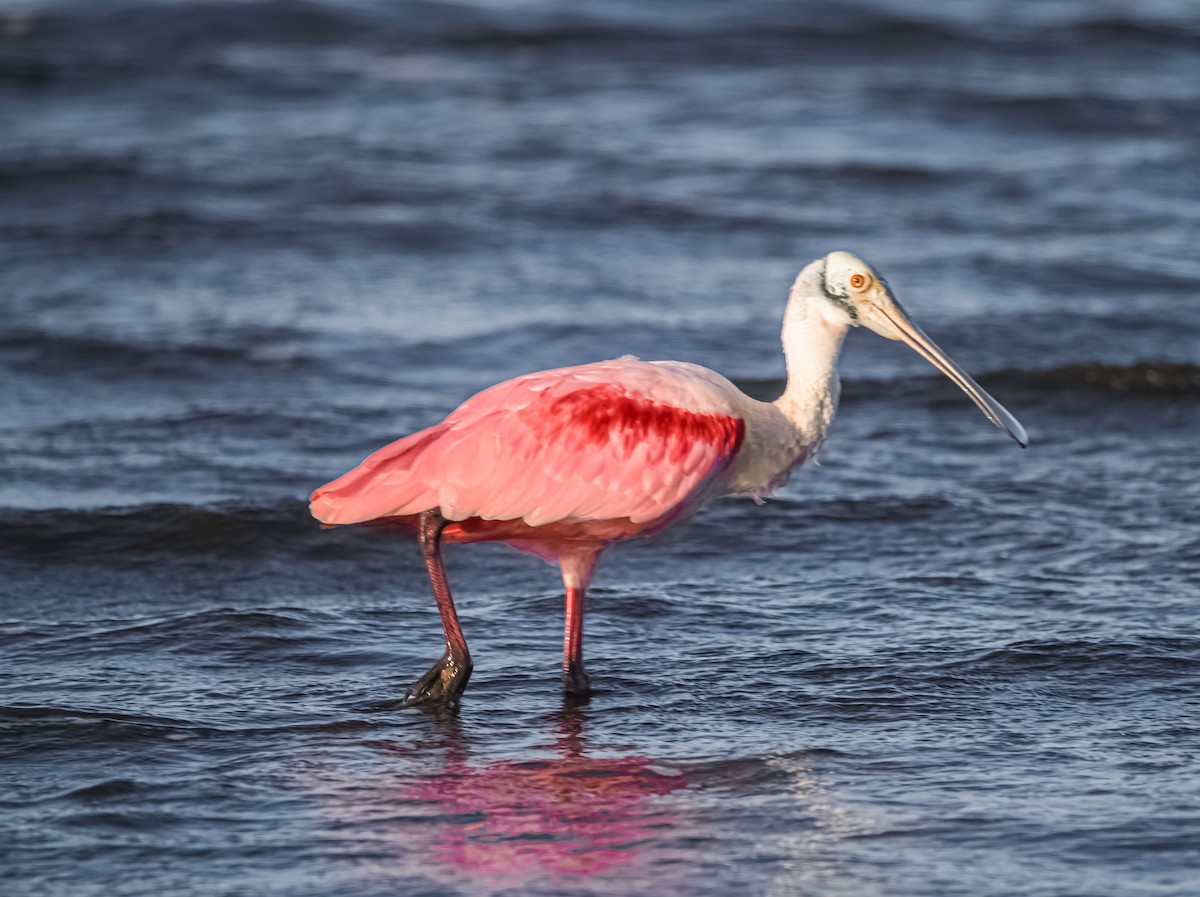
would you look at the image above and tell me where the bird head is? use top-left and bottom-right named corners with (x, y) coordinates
top-left (816, 250), bottom-right (1027, 447)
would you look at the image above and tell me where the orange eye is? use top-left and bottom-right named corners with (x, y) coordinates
top-left (849, 273), bottom-right (868, 289)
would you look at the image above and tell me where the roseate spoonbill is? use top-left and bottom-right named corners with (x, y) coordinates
top-left (311, 251), bottom-right (1026, 707)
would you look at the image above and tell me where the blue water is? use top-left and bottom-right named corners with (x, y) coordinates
top-left (3, 1), bottom-right (1200, 895)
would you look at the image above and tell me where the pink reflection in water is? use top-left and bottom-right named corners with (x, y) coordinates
top-left (361, 711), bottom-right (689, 888)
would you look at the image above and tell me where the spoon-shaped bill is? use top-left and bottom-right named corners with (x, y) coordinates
top-left (861, 299), bottom-right (1028, 447)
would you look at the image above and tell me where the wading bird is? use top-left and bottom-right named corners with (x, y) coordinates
top-left (311, 251), bottom-right (1026, 707)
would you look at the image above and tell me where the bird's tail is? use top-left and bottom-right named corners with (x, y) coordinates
top-left (309, 425), bottom-right (447, 525)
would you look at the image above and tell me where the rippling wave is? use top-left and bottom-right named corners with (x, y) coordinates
top-left (0, 502), bottom-right (316, 558)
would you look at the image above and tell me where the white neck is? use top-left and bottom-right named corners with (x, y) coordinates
top-left (773, 272), bottom-right (850, 446)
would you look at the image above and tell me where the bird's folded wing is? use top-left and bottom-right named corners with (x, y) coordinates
top-left (310, 359), bottom-right (745, 527)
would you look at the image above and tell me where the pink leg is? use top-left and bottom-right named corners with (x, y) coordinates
top-left (560, 549), bottom-right (600, 697)
top-left (394, 509), bottom-right (473, 708)
top-left (564, 584), bottom-right (588, 693)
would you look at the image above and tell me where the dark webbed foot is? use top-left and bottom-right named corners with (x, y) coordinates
top-left (403, 649), bottom-right (473, 707)
top-left (563, 660), bottom-right (591, 697)
top-left (360, 650), bottom-right (472, 711)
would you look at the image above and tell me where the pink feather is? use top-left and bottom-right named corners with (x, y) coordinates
top-left (310, 358), bottom-right (746, 543)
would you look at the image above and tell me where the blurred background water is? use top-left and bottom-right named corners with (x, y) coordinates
top-left (2, 1), bottom-right (1199, 895)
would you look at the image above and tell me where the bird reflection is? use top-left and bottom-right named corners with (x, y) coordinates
top-left (357, 708), bottom-right (688, 887)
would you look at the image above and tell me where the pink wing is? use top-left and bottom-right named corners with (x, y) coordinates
top-left (310, 358), bottom-right (746, 528)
